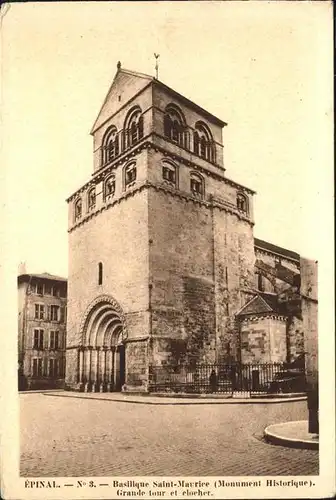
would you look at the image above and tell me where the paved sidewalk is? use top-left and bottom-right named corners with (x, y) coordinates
top-left (42, 390), bottom-right (307, 405)
top-left (264, 420), bottom-right (319, 450)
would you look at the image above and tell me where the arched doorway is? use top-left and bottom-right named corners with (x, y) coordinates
top-left (77, 296), bottom-right (127, 392)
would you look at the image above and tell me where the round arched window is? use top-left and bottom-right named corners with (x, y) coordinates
top-left (74, 198), bottom-right (82, 221)
top-left (104, 175), bottom-right (116, 200)
top-left (88, 187), bottom-right (96, 210)
top-left (237, 193), bottom-right (248, 214)
top-left (190, 172), bottom-right (204, 199)
top-left (164, 104), bottom-right (187, 147)
top-left (193, 122), bottom-right (215, 162)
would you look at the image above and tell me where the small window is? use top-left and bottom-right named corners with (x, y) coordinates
top-left (50, 331), bottom-right (59, 350)
top-left (101, 126), bottom-right (119, 166)
top-left (164, 104), bottom-right (186, 147)
top-left (124, 107), bottom-right (144, 149)
top-left (125, 163), bottom-right (137, 188)
top-left (50, 305), bottom-right (59, 322)
top-left (33, 329), bottom-right (44, 349)
top-left (98, 262), bottom-right (103, 285)
top-left (162, 162), bottom-right (177, 186)
top-left (193, 122), bottom-right (215, 162)
top-left (74, 198), bottom-right (82, 221)
top-left (32, 358), bottom-right (43, 377)
top-left (52, 286), bottom-right (58, 297)
top-left (88, 187), bottom-right (96, 211)
top-left (35, 304), bottom-right (44, 320)
top-left (104, 176), bottom-right (116, 200)
top-left (36, 283), bottom-right (43, 295)
top-left (237, 193), bottom-right (248, 214)
top-left (49, 359), bottom-right (59, 378)
top-left (44, 283), bottom-right (52, 295)
top-left (190, 172), bottom-right (204, 199)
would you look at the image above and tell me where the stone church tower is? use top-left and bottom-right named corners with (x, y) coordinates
top-left (65, 63), bottom-right (258, 392)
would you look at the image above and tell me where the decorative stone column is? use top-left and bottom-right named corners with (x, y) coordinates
top-left (84, 346), bottom-right (93, 392)
top-left (114, 346), bottom-right (120, 391)
top-left (77, 347), bottom-right (84, 391)
top-left (100, 347), bottom-right (107, 392)
top-left (92, 347), bottom-right (99, 393)
top-left (106, 348), bottom-right (112, 392)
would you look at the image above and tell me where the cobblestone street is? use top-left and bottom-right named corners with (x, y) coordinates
top-left (20, 393), bottom-right (318, 477)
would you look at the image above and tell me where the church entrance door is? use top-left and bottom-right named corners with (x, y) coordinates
top-left (78, 297), bottom-right (127, 393)
top-left (115, 344), bottom-right (125, 391)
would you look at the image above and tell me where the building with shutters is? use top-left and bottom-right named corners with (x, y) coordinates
top-left (64, 64), bottom-right (311, 393)
top-left (18, 273), bottom-right (67, 390)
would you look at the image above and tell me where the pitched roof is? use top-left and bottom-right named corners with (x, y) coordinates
top-left (18, 273), bottom-right (67, 283)
top-left (91, 66), bottom-right (226, 134)
top-left (152, 78), bottom-right (227, 127)
top-left (254, 237), bottom-right (300, 262)
top-left (236, 292), bottom-right (287, 317)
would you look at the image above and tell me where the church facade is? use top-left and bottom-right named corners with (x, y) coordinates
top-left (65, 64), bottom-right (305, 392)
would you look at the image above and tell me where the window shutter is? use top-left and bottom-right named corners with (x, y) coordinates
top-left (47, 305), bottom-right (51, 321)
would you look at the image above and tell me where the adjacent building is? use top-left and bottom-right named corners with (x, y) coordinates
top-left (18, 273), bottom-right (67, 390)
top-left (64, 64), bottom-right (311, 392)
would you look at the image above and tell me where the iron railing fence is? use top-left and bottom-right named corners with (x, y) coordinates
top-left (148, 362), bottom-right (306, 395)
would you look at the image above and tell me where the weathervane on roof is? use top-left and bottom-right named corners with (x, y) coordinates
top-left (154, 53), bottom-right (160, 79)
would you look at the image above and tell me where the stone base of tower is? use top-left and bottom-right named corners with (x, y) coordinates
top-left (123, 338), bottom-right (149, 392)
top-left (64, 339), bottom-right (150, 393)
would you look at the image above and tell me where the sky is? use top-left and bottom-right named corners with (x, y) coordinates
top-left (1, 1), bottom-right (333, 279)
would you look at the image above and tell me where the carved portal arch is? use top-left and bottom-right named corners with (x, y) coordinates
top-left (79, 294), bottom-right (128, 347)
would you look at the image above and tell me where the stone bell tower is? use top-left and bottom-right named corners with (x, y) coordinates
top-left (65, 63), bottom-right (256, 392)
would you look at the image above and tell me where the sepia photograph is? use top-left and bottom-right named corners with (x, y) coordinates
top-left (1, 1), bottom-right (334, 499)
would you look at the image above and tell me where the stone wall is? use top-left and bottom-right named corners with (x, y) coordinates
top-left (240, 316), bottom-right (287, 363)
top-left (147, 187), bottom-right (216, 364)
top-left (300, 258), bottom-right (318, 389)
top-left (213, 206), bottom-right (256, 361)
top-left (66, 188), bottom-right (150, 387)
top-left (287, 315), bottom-right (304, 362)
top-left (126, 340), bottom-right (148, 389)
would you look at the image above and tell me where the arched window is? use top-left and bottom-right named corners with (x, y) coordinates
top-left (74, 198), bottom-right (82, 221)
top-left (162, 160), bottom-right (177, 187)
top-left (164, 104), bottom-right (187, 147)
top-left (193, 121), bottom-right (215, 162)
top-left (190, 172), bottom-right (204, 199)
top-left (104, 175), bottom-right (116, 201)
top-left (124, 162), bottom-right (137, 189)
top-left (124, 106), bottom-right (144, 149)
top-left (237, 192), bottom-right (248, 214)
top-left (101, 125), bottom-right (119, 166)
top-left (87, 187), bottom-right (96, 211)
top-left (98, 262), bottom-right (103, 285)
